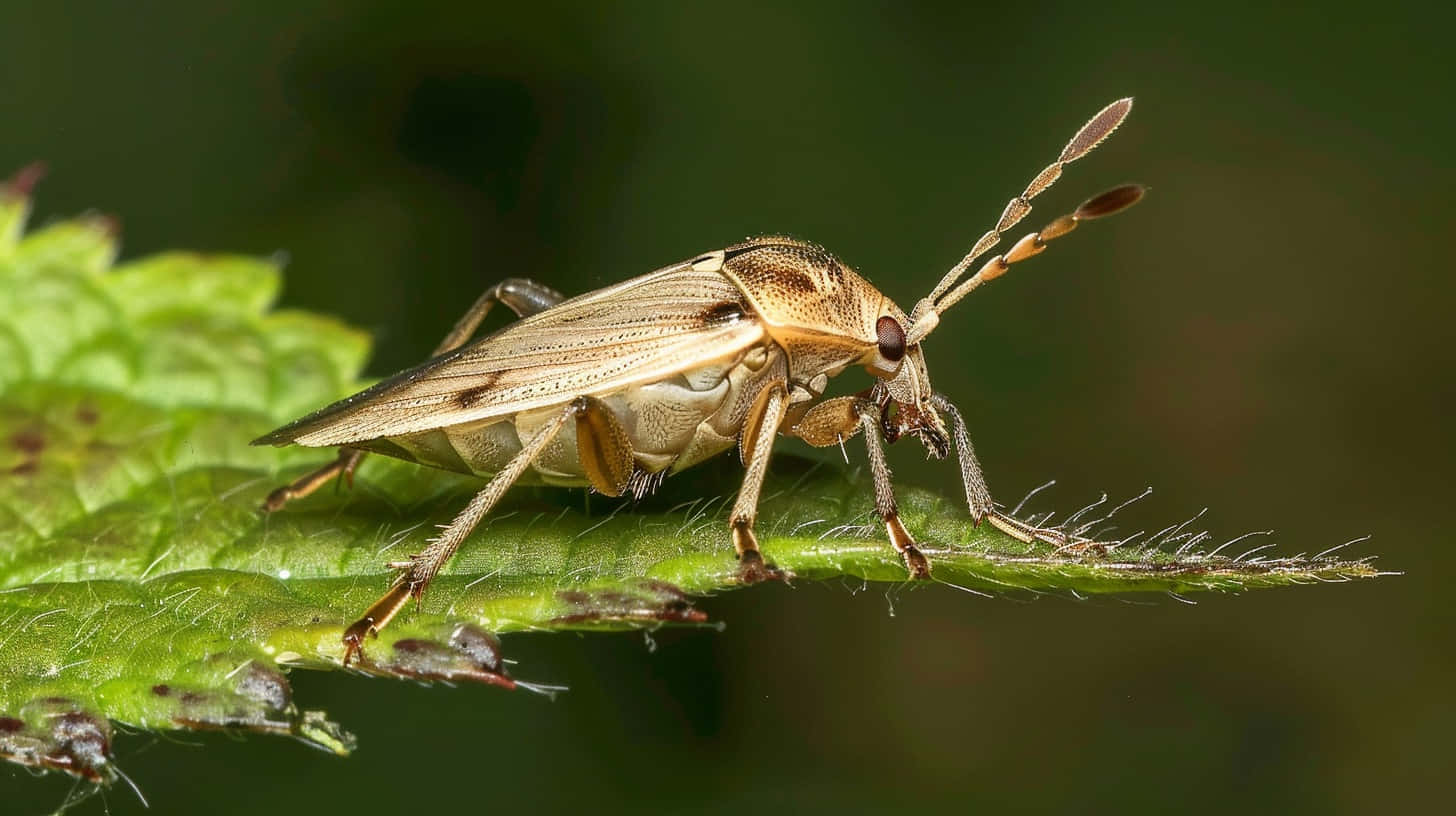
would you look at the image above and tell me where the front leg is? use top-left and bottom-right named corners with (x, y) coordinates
top-left (930, 393), bottom-right (1083, 550)
top-left (789, 396), bottom-right (932, 579)
top-left (853, 404), bottom-right (933, 579)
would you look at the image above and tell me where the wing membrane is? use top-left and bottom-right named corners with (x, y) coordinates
top-left (255, 264), bottom-right (762, 447)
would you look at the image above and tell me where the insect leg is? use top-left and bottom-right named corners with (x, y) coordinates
top-left (855, 401), bottom-right (932, 579)
top-left (573, 396), bottom-right (635, 497)
top-left (430, 278), bottom-right (564, 356)
top-left (260, 447), bottom-right (364, 512)
top-left (260, 279), bottom-right (563, 513)
top-left (929, 394), bottom-right (994, 522)
top-left (783, 395), bottom-right (929, 576)
top-left (729, 383), bottom-right (790, 583)
top-left (785, 395), bottom-right (862, 448)
top-left (930, 393), bottom-right (1077, 549)
top-left (341, 399), bottom-right (575, 665)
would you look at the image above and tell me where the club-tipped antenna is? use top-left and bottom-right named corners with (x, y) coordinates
top-left (913, 184), bottom-right (1147, 342)
top-left (907, 98), bottom-right (1134, 343)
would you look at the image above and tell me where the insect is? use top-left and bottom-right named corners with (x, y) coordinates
top-left (255, 98), bottom-right (1145, 665)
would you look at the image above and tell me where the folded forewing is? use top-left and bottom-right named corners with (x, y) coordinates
top-left (256, 264), bottom-right (762, 447)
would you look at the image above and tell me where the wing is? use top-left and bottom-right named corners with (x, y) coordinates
top-left (253, 263), bottom-right (764, 447)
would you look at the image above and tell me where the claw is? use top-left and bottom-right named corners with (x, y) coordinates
top-left (261, 486), bottom-right (292, 514)
top-left (341, 618), bottom-right (377, 667)
top-left (902, 545), bottom-right (932, 580)
top-left (262, 449), bottom-right (364, 510)
top-left (339, 581), bottom-right (415, 665)
top-left (885, 514), bottom-right (933, 579)
top-left (735, 550), bottom-right (787, 584)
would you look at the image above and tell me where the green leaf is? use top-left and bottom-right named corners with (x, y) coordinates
top-left (0, 172), bottom-right (1383, 787)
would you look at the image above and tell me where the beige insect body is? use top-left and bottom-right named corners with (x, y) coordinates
top-left (261, 264), bottom-right (773, 484)
top-left (256, 98), bottom-right (1146, 665)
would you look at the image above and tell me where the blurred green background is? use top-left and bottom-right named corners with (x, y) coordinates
top-left (4, 1), bottom-right (1451, 813)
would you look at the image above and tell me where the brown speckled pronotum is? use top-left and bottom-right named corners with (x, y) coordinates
top-left (255, 98), bottom-right (1146, 665)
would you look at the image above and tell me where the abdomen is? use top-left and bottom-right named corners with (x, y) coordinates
top-left (357, 344), bottom-right (781, 488)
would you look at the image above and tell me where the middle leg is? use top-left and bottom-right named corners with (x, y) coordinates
top-left (729, 382), bottom-right (791, 583)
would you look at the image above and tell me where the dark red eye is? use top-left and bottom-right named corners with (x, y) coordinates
top-left (876, 316), bottom-right (906, 362)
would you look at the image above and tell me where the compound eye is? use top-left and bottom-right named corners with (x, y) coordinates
top-left (876, 316), bottom-right (906, 362)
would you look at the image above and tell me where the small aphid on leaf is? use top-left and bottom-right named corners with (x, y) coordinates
top-left (255, 98), bottom-right (1146, 665)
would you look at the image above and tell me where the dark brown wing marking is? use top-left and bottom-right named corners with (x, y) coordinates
top-left (254, 264), bottom-right (764, 448)
top-left (698, 301), bottom-right (746, 328)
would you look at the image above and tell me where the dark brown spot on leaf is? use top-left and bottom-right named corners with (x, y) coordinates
top-left (0, 717), bottom-right (23, 733)
top-left (76, 405), bottom-right (99, 425)
top-left (10, 429), bottom-right (44, 455)
top-left (151, 684), bottom-right (171, 697)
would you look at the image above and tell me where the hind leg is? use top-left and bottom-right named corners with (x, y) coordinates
top-left (260, 278), bottom-right (564, 512)
top-left (342, 395), bottom-right (635, 664)
top-left (261, 448), bottom-right (365, 512)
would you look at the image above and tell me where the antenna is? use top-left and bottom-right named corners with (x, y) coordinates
top-left (923, 184), bottom-right (1148, 339)
top-left (907, 98), bottom-right (1135, 343)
